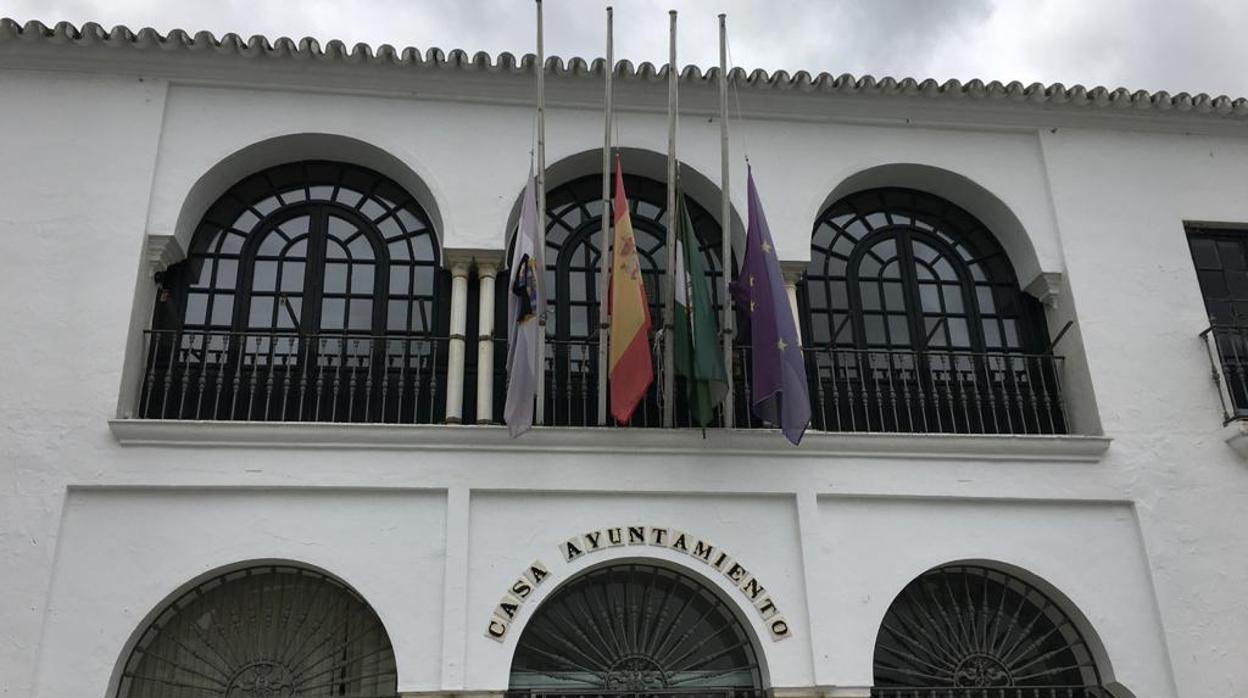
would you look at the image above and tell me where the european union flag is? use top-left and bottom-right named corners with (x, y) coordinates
top-left (731, 167), bottom-right (811, 445)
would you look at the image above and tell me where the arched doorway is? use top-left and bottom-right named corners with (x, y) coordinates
top-left (509, 562), bottom-right (764, 697)
top-left (872, 564), bottom-right (1107, 697)
top-left (115, 564), bottom-right (398, 698)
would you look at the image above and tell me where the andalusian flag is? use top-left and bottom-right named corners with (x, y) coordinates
top-left (608, 155), bottom-right (653, 423)
top-left (673, 190), bottom-right (727, 427)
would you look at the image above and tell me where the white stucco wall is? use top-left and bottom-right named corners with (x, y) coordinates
top-left (1, 46), bottom-right (1247, 698)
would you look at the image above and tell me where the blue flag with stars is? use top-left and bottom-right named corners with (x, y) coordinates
top-left (731, 167), bottom-right (811, 445)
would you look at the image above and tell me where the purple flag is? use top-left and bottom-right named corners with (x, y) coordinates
top-left (732, 167), bottom-right (811, 445)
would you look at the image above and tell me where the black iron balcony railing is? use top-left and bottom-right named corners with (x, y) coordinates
top-left (870, 688), bottom-right (1110, 698)
top-left (492, 336), bottom-right (1067, 435)
top-left (1200, 324), bottom-right (1248, 424)
top-left (135, 329), bottom-right (1067, 436)
top-left (136, 329), bottom-right (448, 423)
top-left (800, 346), bottom-right (1067, 435)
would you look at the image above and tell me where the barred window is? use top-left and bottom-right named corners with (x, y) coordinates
top-left (117, 565), bottom-right (397, 698)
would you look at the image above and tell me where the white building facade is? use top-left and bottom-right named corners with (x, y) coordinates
top-left (3, 18), bottom-right (1248, 698)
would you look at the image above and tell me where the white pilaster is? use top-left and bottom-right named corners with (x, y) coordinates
top-left (475, 260), bottom-right (499, 424)
top-left (444, 255), bottom-right (472, 424)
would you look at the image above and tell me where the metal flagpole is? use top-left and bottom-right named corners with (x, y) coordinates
top-left (597, 7), bottom-right (613, 426)
top-left (663, 10), bottom-right (677, 428)
top-left (719, 13), bottom-right (735, 428)
top-left (535, 0), bottom-right (547, 425)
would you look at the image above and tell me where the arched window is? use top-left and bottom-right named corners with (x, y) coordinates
top-left (873, 564), bottom-right (1105, 697)
top-left (141, 161), bottom-right (447, 423)
top-left (534, 174), bottom-right (727, 427)
top-left (801, 188), bottom-right (1046, 353)
top-left (510, 563), bottom-right (764, 695)
top-left (116, 565), bottom-right (397, 698)
top-left (798, 189), bottom-right (1065, 434)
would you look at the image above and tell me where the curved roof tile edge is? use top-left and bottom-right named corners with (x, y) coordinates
top-left (5, 18), bottom-right (1248, 120)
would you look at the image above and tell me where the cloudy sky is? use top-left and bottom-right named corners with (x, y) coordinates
top-left (10, 0), bottom-right (1248, 98)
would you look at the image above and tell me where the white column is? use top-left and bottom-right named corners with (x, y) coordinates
top-left (475, 260), bottom-right (499, 424)
top-left (780, 261), bottom-right (807, 346)
top-left (444, 257), bottom-right (471, 424)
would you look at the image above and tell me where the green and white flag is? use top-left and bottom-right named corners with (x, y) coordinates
top-left (673, 190), bottom-right (728, 427)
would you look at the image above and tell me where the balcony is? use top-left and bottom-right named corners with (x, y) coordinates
top-left (136, 329), bottom-right (449, 423)
top-left (135, 329), bottom-right (1068, 436)
top-left (1199, 325), bottom-right (1248, 458)
top-left (522, 337), bottom-right (1067, 435)
top-left (1200, 325), bottom-right (1248, 424)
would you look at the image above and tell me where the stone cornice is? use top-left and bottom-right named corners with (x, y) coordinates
top-left (4, 18), bottom-right (1248, 133)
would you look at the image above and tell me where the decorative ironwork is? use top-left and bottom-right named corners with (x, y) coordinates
top-left (116, 565), bottom-right (397, 698)
top-left (801, 188), bottom-right (1049, 354)
top-left (510, 563), bottom-right (763, 693)
top-left (137, 329), bottom-right (448, 423)
top-left (797, 346), bottom-right (1067, 435)
top-left (873, 565), bottom-right (1103, 696)
top-left (503, 338), bottom-right (1067, 434)
top-left (1200, 325), bottom-right (1248, 423)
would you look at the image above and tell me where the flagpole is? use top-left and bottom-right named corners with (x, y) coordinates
top-left (663, 9), bottom-right (677, 428)
top-left (534, 0), bottom-right (547, 426)
top-left (718, 13), bottom-right (735, 429)
top-left (597, 7), bottom-right (613, 426)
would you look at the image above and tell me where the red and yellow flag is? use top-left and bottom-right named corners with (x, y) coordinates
top-left (608, 156), bottom-right (653, 423)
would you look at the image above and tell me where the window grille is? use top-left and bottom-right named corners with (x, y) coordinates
top-left (116, 565), bottom-right (397, 698)
top-left (872, 565), bottom-right (1106, 698)
top-left (509, 563), bottom-right (763, 695)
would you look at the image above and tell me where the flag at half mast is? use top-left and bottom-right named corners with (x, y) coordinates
top-left (608, 155), bottom-right (653, 423)
top-left (732, 167), bottom-right (811, 445)
top-left (503, 166), bottom-right (544, 437)
top-left (673, 188), bottom-right (728, 427)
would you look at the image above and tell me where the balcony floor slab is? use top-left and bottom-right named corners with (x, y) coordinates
top-left (108, 420), bottom-right (1111, 462)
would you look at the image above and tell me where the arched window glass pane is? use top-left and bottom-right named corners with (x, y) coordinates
top-left (800, 188), bottom-right (1047, 355)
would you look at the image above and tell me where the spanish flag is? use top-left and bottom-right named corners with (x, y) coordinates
top-left (608, 155), bottom-right (653, 423)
